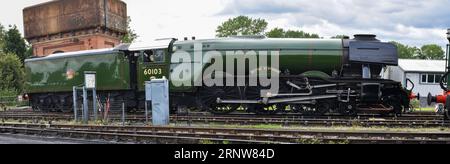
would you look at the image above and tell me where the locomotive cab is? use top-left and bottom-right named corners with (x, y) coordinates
top-left (127, 39), bottom-right (176, 92)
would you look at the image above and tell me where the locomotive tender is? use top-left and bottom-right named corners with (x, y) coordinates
top-left (25, 35), bottom-right (411, 115)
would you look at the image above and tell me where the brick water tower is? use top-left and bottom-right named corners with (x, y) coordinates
top-left (23, 0), bottom-right (127, 57)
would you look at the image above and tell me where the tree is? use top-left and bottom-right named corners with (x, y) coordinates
top-left (216, 16), bottom-right (268, 37)
top-left (331, 35), bottom-right (349, 39)
top-left (0, 24), bottom-right (5, 53)
top-left (284, 30), bottom-right (319, 38)
top-left (121, 16), bottom-right (139, 43)
top-left (420, 44), bottom-right (445, 60)
top-left (0, 53), bottom-right (25, 92)
top-left (266, 28), bottom-right (320, 38)
top-left (390, 41), bottom-right (445, 60)
top-left (266, 28), bottom-right (285, 38)
top-left (390, 41), bottom-right (419, 59)
top-left (2, 25), bottom-right (29, 63)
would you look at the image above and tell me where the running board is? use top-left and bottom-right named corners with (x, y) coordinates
top-left (356, 104), bottom-right (394, 112)
top-left (217, 95), bottom-right (338, 104)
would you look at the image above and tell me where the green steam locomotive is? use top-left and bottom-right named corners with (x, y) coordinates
top-left (24, 34), bottom-right (411, 115)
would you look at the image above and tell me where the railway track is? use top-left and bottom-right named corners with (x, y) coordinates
top-left (0, 108), bottom-right (443, 120)
top-left (1, 109), bottom-right (448, 128)
top-left (0, 123), bottom-right (449, 144)
top-left (0, 113), bottom-right (448, 128)
top-left (0, 113), bottom-right (443, 120)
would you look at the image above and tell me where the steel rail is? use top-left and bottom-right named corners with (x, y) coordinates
top-left (1, 123), bottom-right (449, 144)
top-left (0, 114), bottom-right (448, 128)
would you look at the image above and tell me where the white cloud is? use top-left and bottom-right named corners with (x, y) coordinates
top-left (219, 0), bottom-right (450, 47)
top-left (0, 0), bottom-right (449, 47)
top-left (123, 0), bottom-right (228, 41)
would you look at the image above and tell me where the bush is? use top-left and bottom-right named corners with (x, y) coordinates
top-left (0, 88), bottom-right (20, 108)
top-left (0, 53), bottom-right (24, 92)
top-left (0, 88), bottom-right (18, 97)
top-left (410, 99), bottom-right (420, 109)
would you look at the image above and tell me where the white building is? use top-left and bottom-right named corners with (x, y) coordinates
top-left (384, 59), bottom-right (446, 106)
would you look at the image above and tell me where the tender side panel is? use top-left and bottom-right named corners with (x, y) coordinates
top-left (25, 52), bottom-right (130, 93)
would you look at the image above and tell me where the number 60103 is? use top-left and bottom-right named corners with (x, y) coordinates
top-left (144, 68), bottom-right (162, 75)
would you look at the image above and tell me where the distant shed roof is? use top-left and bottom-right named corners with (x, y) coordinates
top-left (398, 59), bottom-right (446, 73)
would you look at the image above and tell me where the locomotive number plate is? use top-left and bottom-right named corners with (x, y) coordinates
top-left (144, 68), bottom-right (163, 75)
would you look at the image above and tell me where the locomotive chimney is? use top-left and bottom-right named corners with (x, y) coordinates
top-left (354, 34), bottom-right (379, 42)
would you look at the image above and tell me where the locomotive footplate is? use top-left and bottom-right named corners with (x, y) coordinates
top-left (216, 94), bottom-right (338, 104)
top-left (356, 104), bottom-right (394, 113)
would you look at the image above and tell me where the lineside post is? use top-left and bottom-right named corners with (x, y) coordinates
top-left (83, 86), bottom-right (88, 124)
top-left (145, 81), bottom-right (152, 125)
top-left (93, 88), bottom-right (97, 121)
top-left (73, 86), bottom-right (77, 122)
top-left (122, 100), bottom-right (125, 126)
top-left (145, 101), bottom-right (149, 125)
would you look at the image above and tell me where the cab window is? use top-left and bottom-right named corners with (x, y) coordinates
top-left (154, 49), bottom-right (165, 62)
top-left (143, 50), bottom-right (154, 63)
top-left (143, 49), bottom-right (165, 63)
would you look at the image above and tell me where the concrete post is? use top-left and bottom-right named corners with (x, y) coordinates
top-left (122, 101), bottom-right (125, 126)
top-left (83, 86), bottom-right (88, 124)
top-left (93, 88), bottom-right (97, 121)
top-left (73, 86), bottom-right (77, 122)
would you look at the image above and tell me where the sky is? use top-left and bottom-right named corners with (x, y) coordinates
top-left (0, 0), bottom-right (449, 48)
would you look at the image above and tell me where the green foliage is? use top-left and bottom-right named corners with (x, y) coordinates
top-left (121, 16), bottom-right (139, 43)
top-left (296, 138), bottom-right (323, 144)
top-left (0, 88), bottom-right (21, 109)
top-left (296, 138), bottom-right (349, 144)
top-left (0, 24), bottom-right (28, 94)
top-left (410, 99), bottom-right (420, 109)
top-left (0, 88), bottom-right (18, 97)
top-left (0, 53), bottom-right (25, 92)
top-left (285, 30), bottom-right (319, 38)
top-left (216, 16), bottom-right (268, 37)
top-left (25, 46), bottom-right (33, 58)
top-left (390, 41), bottom-right (419, 59)
top-left (419, 44), bottom-right (445, 60)
top-left (0, 24), bottom-right (4, 51)
top-left (331, 35), bottom-right (349, 39)
top-left (265, 28), bottom-right (285, 38)
top-left (266, 28), bottom-right (320, 38)
top-left (2, 25), bottom-right (29, 63)
top-left (390, 41), bottom-right (445, 60)
top-left (199, 139), bottom-right (215, 144)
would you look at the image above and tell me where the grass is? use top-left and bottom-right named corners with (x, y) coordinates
top-left (184, 122), bottom-right (450, 133)
top-left (54, 119), bottom-right (450, 133)
top-left (2, 116), bottom-right (450, 134)
top-left (225, 124), bottom-right (284, 129)
top-left (0, 103), bottom-right (29, 111)
top-left (295, 138), bottom-right (350, 144)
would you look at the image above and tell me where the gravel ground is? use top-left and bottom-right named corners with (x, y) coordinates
top-left (0, 134), bottom-right (117, 144)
